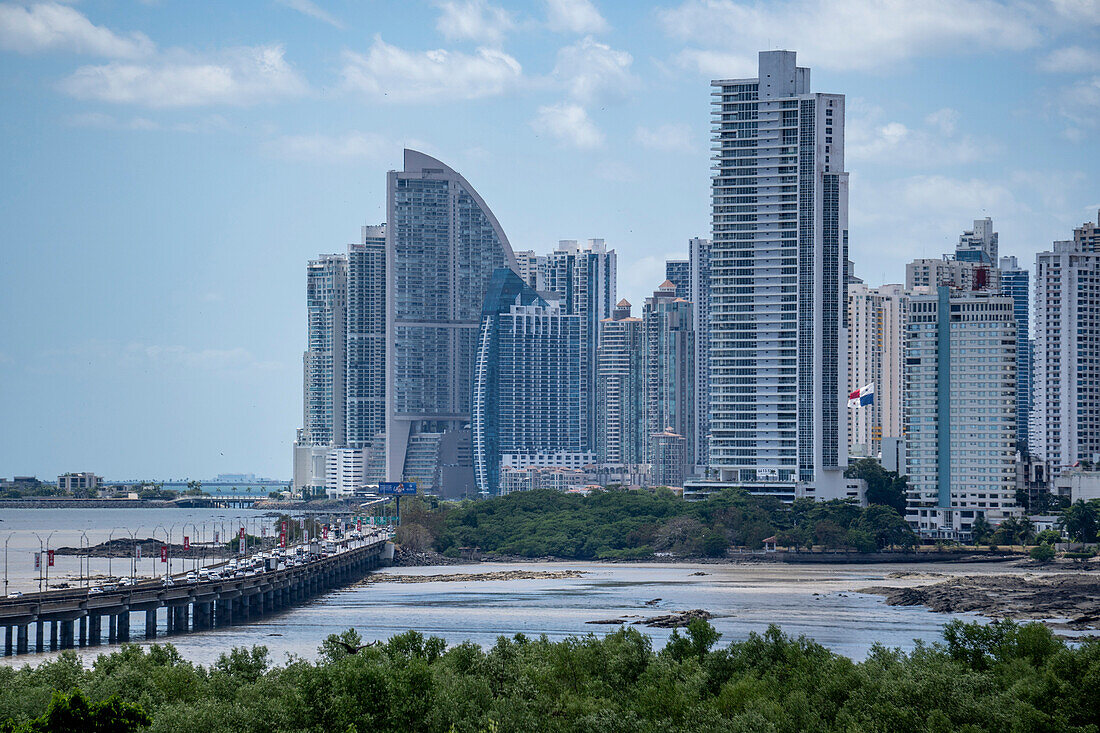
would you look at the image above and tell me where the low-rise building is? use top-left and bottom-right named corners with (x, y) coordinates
top-left (57, 472), bottom-right (102, 492)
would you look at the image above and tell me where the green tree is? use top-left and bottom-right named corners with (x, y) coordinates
top-left (1029, 543), bottom-right (1056, 562)
top-left (844, 458), bottom-right (907, 514)
top-left (2, 690), bottom-right (149, 732)
top-left (970, 514), bottom-right (993, 544)
top-left (855, 505), bottom-right (917, 550)
top-left (1058, 500), bottom-right (1099, 543)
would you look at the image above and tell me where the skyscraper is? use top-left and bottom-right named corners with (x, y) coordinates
top-left (689, 237), bottom-right (712, 470)
top-left (1032, 211), bottom-right (1100, 475)
top-left (302, 253), bottom-right (347, 447)
top-left (906, 218), bottom-right (1002, 292)
top-left (956, 217), bottom-right (998, 265)
top-left (903, 287), bottom-right (1018, 539)
top-left (546, 239), bottom-right (616, 449)
top-left (708, 50), bottom-right (848, 493)
top-left (472, 268), bottom-right (585, 495)
top-left (596, 299), bottom-right (645, 468)
top-left (999, 256), bottom-right (1032, 454)
top-left (665, 259), bottom-right (690, 298)
top-left (847, 280), bottom-right (904, 459)
top-left (384, 149), bottom-right (519, 486)
top-left (644, 281), bottom-right (695, 484)
top-left (513, 250), bottom-right (549, 292)
top-left (345, 225), bottom-right (386, 450)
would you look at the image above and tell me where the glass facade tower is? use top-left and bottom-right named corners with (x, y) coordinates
top-left (384, 150), bottom-right (519, 484)
top-left (709, 50), bottom-right (848, 489)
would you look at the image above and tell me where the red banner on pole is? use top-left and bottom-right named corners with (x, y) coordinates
top-left (279, 531), bottom-right (286, 548)
top-left (183, 536), bottom-right (190, 551)
top-left (34, 552), bottom-right (40, 571)
top-left (356, 518), bottom-right (362, 532)
top-left (160, 545), bottom-right (168, 563)
top-left (47, 550), bottom-right (54, 567)
top-left (322, 525), bottom-right (328, 540)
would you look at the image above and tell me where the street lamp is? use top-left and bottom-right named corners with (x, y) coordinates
top-left (127, 527), bottom-right (140, 581)
top-left (79, 531), bottom-right (90, 588)
top-left (107, 526), bottom-right (125, 580)
top-left (182, 522), bottom-right (198, 572)
top-left (3, 533), bottom-right (13, 596)
top-left (153, 526), bottom-right (170, 583)
top-left (31, 531), bottom-right (55, 592)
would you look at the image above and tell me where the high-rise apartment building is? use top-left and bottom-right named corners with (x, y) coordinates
top-left (546, 239), bottom-right (616, 450)
top-left (689, 237), bottom-right (712, 470)
top-left (596, 299), bottom-right (645, 468)
top-left (907, 218), bottom-right (1002, 292)
top-left (345, 225), bottom-right (386, 450)
top-left (1032, 211), bottom-right (1100, 475)
top-left (708, 50), bottom-right (849, 493)
top-left (956, 217), bottom-right (998, 265)
top-left (903, 287), bottom-right (1018, 539)
top-left (847, 281), bottom-right (904, 458)
top-left (471, 269), bottom-right (586, 495)
top-left (513, 250), bottom-right (549, 292)
top-left (302, 253), bottom-right (347, 446)
top-left (643, 281), bottom-right (696, 484)
top-left (999, 256), bottom-right (1032, 454)
top-left (384, 150), bottom-right (519, 486)
top-left (665, 259), bottom-right (690, 298)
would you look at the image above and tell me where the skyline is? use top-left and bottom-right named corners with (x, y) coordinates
top-left (2, 0), bottom-right (1099, 480)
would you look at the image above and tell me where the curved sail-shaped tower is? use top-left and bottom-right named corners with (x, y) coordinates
top-left (385, 149), bottom-right (519, 485)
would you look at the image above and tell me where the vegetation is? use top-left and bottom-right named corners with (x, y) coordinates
top-left (1060, 500), bottom-right (1100, 543)
top-left (1029, 542), bottom-right (1056, 562)
top-left (2, 620), bottom-right (1100, 732)
top-left (394, 488), bottom-right (917, 560)
top-left (844, 458), bottom-right (908, 514)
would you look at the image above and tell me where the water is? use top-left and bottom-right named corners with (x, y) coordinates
top-left (1, 554), bottom-right (1004, 667)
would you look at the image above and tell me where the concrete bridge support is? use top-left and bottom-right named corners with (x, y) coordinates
top-left (145, 610), bottom-right (157, 639)
top-left (118, 611), bottom-right (130, 642)
top-left (107, 614), bottom-right (117, 644)
top-left (173, 605), bottom-right (188, 632)
top-left (35, 621), bottom-right (43, 653)
top-left (49, 621), bottom-right (58, 651)
top-left (4, 626), bottom-right (11, 656)
top-left (88, 614), bottom-right (101, 646)
top-left (78, 616), bottom-right (87, 646)
top-left (17, 625), bottom-right (28, 654)
top-left (60, 620), bottom-right (74, 650)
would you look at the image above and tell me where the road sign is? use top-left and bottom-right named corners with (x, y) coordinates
top-left (378, 481), bottom-right (417, 495)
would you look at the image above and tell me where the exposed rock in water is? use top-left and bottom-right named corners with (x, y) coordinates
top-left (635, 609), bottom-right (713, 628)
top-left (362, 569), bottom-right (586, 584)
top-left (644, 598), bottom-right (662, 606)
top-left (586, 619), bottom-right (627, 625)
top-left (860, 573), bottom-right (1100, 628)
top-left (689, 572), bottom-right (708, 576)
top-left (390, 547), bottom-right (464, 567)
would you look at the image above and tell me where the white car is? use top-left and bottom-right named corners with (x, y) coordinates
top-left (7, 591), bottom-right (23, 599)
top-left (185, 573), bottom-right (197, 583)
top-left (119, 577), bottom-right (135, 587)
top-left (89, 587), bottom-right (103, 595)
top-left (162, 577), bottom-right (174, 587)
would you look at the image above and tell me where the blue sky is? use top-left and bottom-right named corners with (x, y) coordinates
top-left (1, 0), bottom-right (1097, 481)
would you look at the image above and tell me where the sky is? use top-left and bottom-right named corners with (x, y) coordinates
top-left (0, 0), bottom-right (1098, 481)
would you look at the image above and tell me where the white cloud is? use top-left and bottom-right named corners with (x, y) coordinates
top-left (658, 0), bottom-right (1041, 72)
top-left (266, 130), bottom-right (390, 163)
top-left (673, 48), bottom-right (755, 77)
top-left (0, 2), bottom-right (154, 57)
top-left (545, 0), bottom-right (608, 33)
top-left (1049, 0), bottom-right (1100, 23)
top-left (435, 0), bottom-right (515, 44)
top-left (59, 45), bottom-right (307, 107)
top-left (275, 0), bottom-right (344, 29)
top-left (846, 102), bottom-right (988, 167)
top-left (634, 122), bottom-right (693, 152)
top-left (552, 36), bottom-right (636, 103)
top-left (124, 344), bottom-right (281, 371)
top-left (530, 102), bottom-right (603, 148)
top-left (1056, 75), bottom-right (1100, 126)
top-left (1040, 45), bottom-right (1100, 72)
top-left (341, 37), bottom-right (522, 102)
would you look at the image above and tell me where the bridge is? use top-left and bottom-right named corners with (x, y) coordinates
top-left (0, 537), bottom-right (393, 657)
top-left (169, 495), bottom-right (270, 509)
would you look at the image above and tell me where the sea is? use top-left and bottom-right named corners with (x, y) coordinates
top-left (0, 508), bottom-right (1007, 667)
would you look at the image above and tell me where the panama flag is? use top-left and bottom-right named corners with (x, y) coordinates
top-left (848, 383), bottom-right (875, 408)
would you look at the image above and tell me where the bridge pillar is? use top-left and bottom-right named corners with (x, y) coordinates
top-left (4, 626), bottom-right (11, 656)
top-left (118, 611), bottom-right (129, 641)
top-left (16, 625), bottom-right (28, 655)
top-left (145, 610), bottom-right (157, 639)
top-left (87, 615), bottom-right (99, 646)
top-left (35, 621), bottom-right (43, 653)
top-left (78, 616), bottom-right (87, 646)
top-left (50, 620), bottom-right (58, 651)
top-left (60, 620), bottom-right (74, 650)
top-left (175, 605), bottom-right (188, 632)
top-left (215, 599), bottom-right (231, 627)
top-left (108, 614), bottom-right (117, 644)
top-left (238, 596), bottom-right (249, 622)
top-left (165, 606), bottom-right (175, 634)
top-left (195, 602), bottom-right (211, 629)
